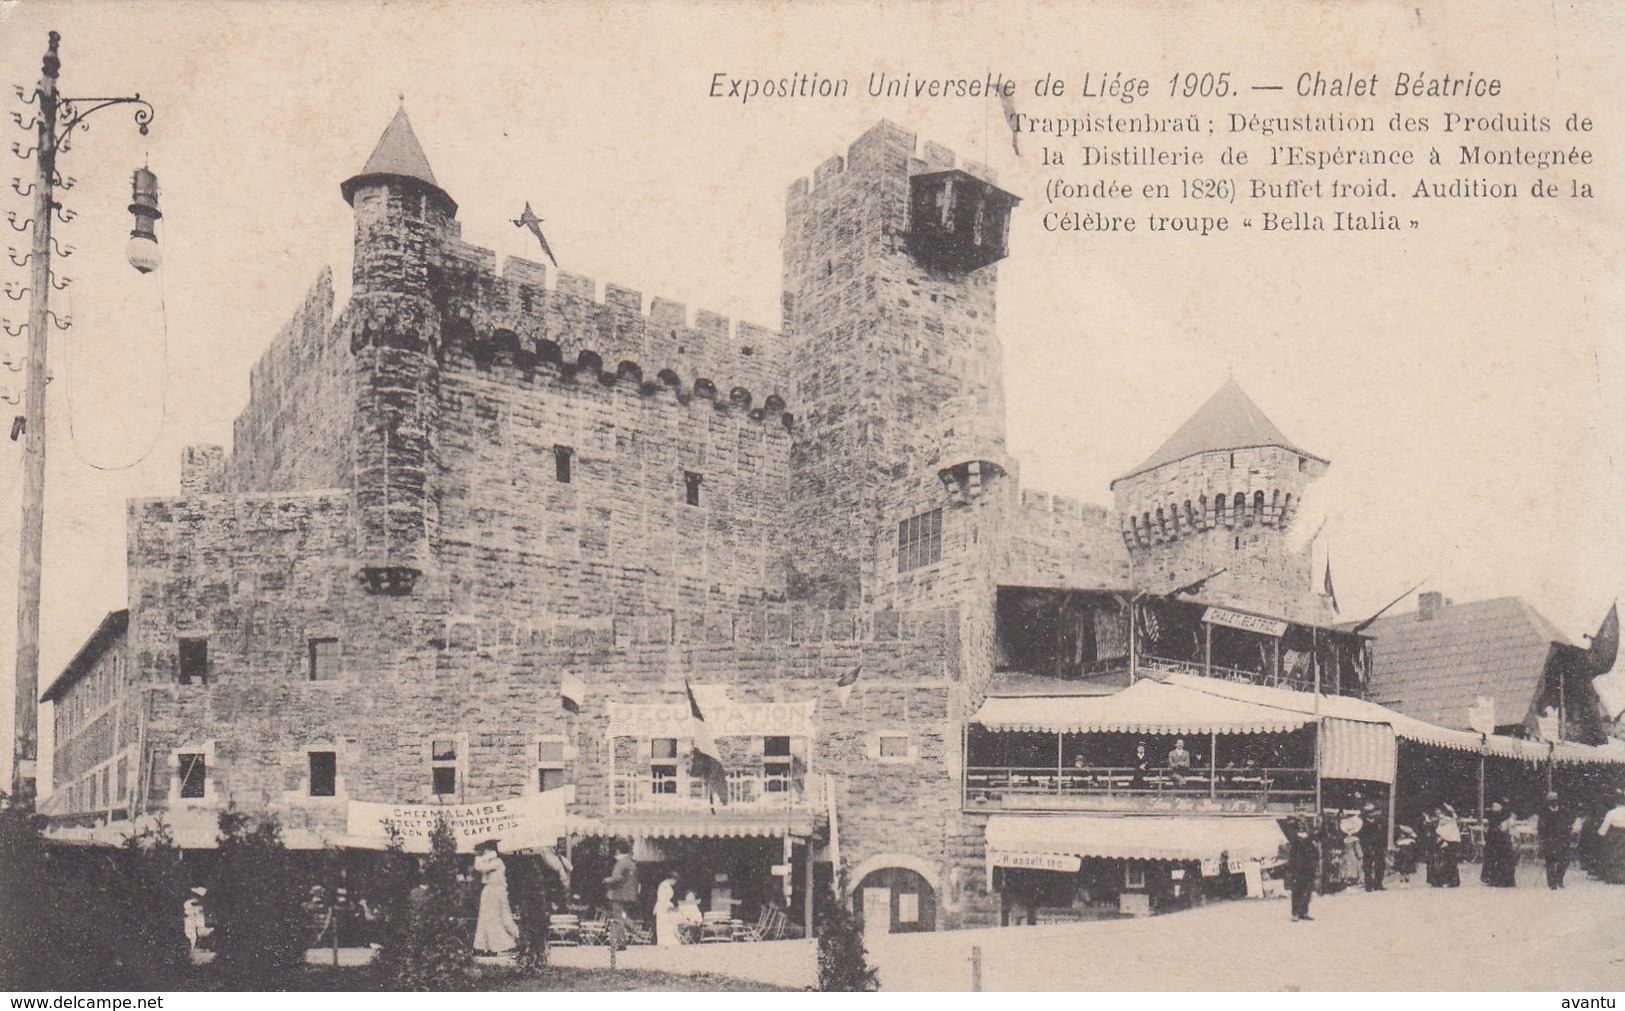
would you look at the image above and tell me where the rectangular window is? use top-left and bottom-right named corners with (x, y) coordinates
top-left (536, 737), bottom-right (569, 793)
top-left (684, 471), bottom-right (703, 507)
top-left (651, 737), bottom-right (678, 794)
top-left (878, 734), bottom-right (909, 759)
top-left (308, 638), bottom-right (340, 681)
top-left (308, 751), bottom-right (337, 797)
top-left (897, 509), bottom-right (943, 572)
top-left (431, 739), bottom-right (458, 796)
top-left (764, 735), bottom-right (792, 793)
top-left (554, 445), bottom-right (574, 484)
top-left (178, 753), bottom-right (207, 799)
top-left (178, 638), bottom-right (208, 686)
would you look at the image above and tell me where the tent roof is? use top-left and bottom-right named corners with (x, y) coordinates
top-left (986, 814), bottom-right (1287, 864)
top-left (1115, 378), bottom-right (1323, 484)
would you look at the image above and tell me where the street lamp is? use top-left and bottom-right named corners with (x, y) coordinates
top-left (126, 165), bottom-right (162, 274)
top-left (7, 31), bottom-right (156, 806)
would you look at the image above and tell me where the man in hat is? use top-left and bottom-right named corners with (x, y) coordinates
top-left (1285, 820), bottom-right (1319, 921)
top-left (1358, 801), bottom-right (1387, 891)
top-left (1537, 791), bottom-right (1573, 889)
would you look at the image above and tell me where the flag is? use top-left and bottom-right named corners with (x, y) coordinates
top-left (1323, 557), bottom-right (1339, 613)
top-left (1584, 602), bottom-right (1619, 678)
top-left (835, 663), bottom-right (862, 707)
top-left (998, 90), bottom-right (1021, 156)
top-left (512, 201), bottom-right (558, 267)
top-left (1467, 695), bottom-right (1496, 736)
top-left (560, 672), bottom-right (584, 714)
top-left (685, 678), bottom-right (728, 806)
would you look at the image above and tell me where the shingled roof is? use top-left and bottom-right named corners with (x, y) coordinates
top-left (341, 106), bottom-right (456, 214)
top-left (1361, 596), bottom-right (1569, 731)
top-left (1115, 377), bottom-right (1324, 484)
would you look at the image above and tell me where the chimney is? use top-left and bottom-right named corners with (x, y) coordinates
top-left (1417, 591), bottom-right (1446, 621)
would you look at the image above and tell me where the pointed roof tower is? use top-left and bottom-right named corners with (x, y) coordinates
top-left (1114, 377), bottom-right (1325, 484)
top-left (341, 105), bottom-right (457, 216)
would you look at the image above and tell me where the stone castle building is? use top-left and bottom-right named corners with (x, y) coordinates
top-left (45, 113), bottom-right (1380, 930)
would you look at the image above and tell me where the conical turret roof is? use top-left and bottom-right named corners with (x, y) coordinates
top-left (341, 106), bottom-right (456, 214)
top-left (1114, 377), bottom-right (1324, 484)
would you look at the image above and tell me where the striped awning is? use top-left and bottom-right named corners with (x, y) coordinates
top-left (971, 678), bottom-right (1309, 736)
top-left (1319, 718), bottom-right (1397, 784)
top-left (986, 813), bottom-right (1287, 865)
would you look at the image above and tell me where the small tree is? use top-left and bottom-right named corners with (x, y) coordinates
top-left (208, 807), bottom-right (309, 987)
top-left (816, 894), bottom-right (879, 992)
top-left (0, 796), bottom-right (78, 989)
top-left (103, 821), bottom-right (193, 988)
top-left (374, 816), bottom-right (473, 990)
top-left (506, 853), bottom-right (552, 974)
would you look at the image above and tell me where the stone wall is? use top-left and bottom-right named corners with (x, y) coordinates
top-left (229, 270), bottom-right (351, 494)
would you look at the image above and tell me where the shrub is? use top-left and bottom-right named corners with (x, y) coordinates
top-left (816, 895), bottom-right (879, 992)
top-left (208, 807), bottom-right (309, 987)
top-left (374, 817), bottom-right (473, 990)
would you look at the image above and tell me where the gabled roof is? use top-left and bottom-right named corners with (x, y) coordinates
top-left (1361, 596), bottom-right (1569, 731)
top-left (341, 106), bottom-right (456, 214)
top-left (41, 610), bottom-right (128, 704)
top-left (1115, 377), bottom-right (1324, 484)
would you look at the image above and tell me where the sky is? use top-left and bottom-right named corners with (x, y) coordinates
top-left (1, 1), bottom-right (1621, 788)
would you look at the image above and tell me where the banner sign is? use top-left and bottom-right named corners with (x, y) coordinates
top-left (346, 789), bottom-right (569, 853)
top-left (1203, 607), bottom-right (1289, 638)
top-left (988, 849), bottom-right (1084, 873)
top-left (607, 699), bottom-right (818, 737)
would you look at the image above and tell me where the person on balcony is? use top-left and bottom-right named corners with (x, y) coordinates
top-left (1131, 742), bottom-right (1151, 789)
top-left (1167, 739), bottom-right (1192, 785)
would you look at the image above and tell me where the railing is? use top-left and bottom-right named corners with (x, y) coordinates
top-left (964, 764), bottom-right (1315, 807)
top-left (1137, 654), bottom-right (1357, 696)
top-left (609, 769), bottom-right (819, 812)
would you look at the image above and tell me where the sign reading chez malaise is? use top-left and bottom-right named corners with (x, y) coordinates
top-left (346, 789), bottom-right (570, 853)
top-left (607, 699), bottom-right (818, 737)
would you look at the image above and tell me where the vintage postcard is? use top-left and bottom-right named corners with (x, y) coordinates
top-left (0, 0), bottom-right (1621, 997)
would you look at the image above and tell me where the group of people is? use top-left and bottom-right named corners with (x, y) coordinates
top-left (1285, 787), bottom-right (1624, 922)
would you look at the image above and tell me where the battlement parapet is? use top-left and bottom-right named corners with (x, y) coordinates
top-left (412, 247), bottom-right (790, 402)
top-left (1018, 487), bottom-right (1116, 526)
top-left (786, 120), bottom-right (999, 202)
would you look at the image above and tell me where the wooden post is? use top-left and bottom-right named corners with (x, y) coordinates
top-left (1055, 732), bottom-right (1063, 793)
top-left (1209, 731), bottom-right (1217, 800)
top-left (803, 839), bottom-right (815, 939)
top-left (971, 945), bottom-right (983, 992)
top-left (11, 34), bottom-right (59, 805)
top-left (1203, 621), bottom-right (1213, 678)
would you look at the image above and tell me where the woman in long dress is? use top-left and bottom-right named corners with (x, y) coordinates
top-left (1597, 795), bottom-right (1625, 884)
top-left (1434, 805), bottom-right (1462, 887)
top-left (1481, 803), bottom-right (1517, 888)
top-left (472, 840), bottom-right (520, 954)
top-left (653, 874), bottom-right (681, 946)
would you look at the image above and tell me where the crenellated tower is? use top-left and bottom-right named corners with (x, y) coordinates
top-left (1112, 378), bottom-right (1329, 620)
top-left (340, 107), bottom-right (455, 595)
top-left (781, 122), bottom-right (1019, 609)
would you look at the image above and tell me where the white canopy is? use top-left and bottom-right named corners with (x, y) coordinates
top-left (971, 678), bottom-right (1309, 736)
top-left (985, 813), bottom-right (1287, 865)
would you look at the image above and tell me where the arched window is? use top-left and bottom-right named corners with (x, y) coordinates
top-left (1184, 500), bottom-right (1196, 528)
top-left (1215, 495), bottom-right (1227, 523)
top-left (1253, 490), bottom-right (1265, 522)
top-left (1233, 493), bottom-right (1247, 523)
top-left (1282, 493), bottom-right (1294, 523)
top-left (1156, 507), bottom-right (1167, 537)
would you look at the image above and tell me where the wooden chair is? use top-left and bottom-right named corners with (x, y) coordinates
top-left (700, 910), bottom-right (735, 943)
top-left (578, 919), bottom-right (608, 946)
top-left (547, 914), bottom-right (581, 947)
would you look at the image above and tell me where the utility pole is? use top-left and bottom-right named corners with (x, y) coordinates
top-left (9, 32), bottom-right (153, 805)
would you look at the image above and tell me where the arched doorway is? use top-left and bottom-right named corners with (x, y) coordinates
top-left (853, 865), bottom-right (936, 934)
